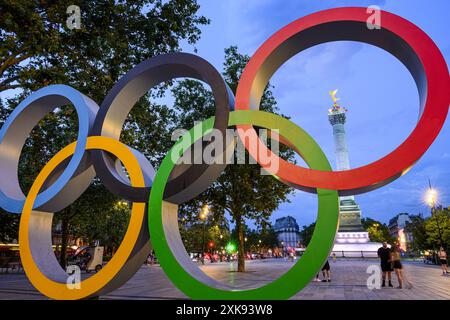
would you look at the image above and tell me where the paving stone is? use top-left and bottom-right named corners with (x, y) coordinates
top-left (0, 259), bottom-right (448, 300)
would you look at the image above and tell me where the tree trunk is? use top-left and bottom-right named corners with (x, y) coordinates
top-left (59, 207), bottom-right (71, 270)
top-left (236, 215), bottom-right (245, 272)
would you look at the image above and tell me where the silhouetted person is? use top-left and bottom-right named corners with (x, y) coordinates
top-left (391, 244), bottom-right (405, 289)
top-left (378, 242), bottom-right (393, 287)
top-left (438, 247), bottom-right (449, 275)
top-left (321, 260), bottom-right (331, 282)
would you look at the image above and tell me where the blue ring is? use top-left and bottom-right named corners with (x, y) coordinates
top-left (0, 85), bottom-right (98, 213)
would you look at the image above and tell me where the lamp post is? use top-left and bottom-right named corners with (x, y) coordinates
top-left (425, 181), bottom-right (444, 250)
top-left (219, 234), bottom-right (223, 261)
top-left (244, 237), bottom-right (248, 256)
top-left (199, 204), bottom-right (209, 265)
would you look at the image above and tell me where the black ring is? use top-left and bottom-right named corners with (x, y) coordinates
top-left (91, 53), bottom-right (234, 203)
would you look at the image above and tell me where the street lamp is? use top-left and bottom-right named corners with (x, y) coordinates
top-left (219, 233), bottom-right (223, 249)
top-left (200, 204), bottom-right (209, 220)
top-left (425, 188), bottom-right (438, 208)
top-left (425, 182), bottom-right (444, 250)
top-left (218, 233), bottom-right (224, 261)
top-left (117, 200), bottom-right (128, 207)
top-left (200, 204), bottom-right (209, 265)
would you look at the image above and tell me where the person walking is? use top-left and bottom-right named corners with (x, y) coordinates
top-left (438, 247), bottom-right (449, 275)
top-left (289, 251), bottom-right (295, 262)
top-left (321, 260), bottom-right (331, 282)
top-left (377, 242), bottom-right (393, 287)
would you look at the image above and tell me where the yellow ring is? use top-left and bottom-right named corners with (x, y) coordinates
top-left (19, 136), bottom-right (145, 300)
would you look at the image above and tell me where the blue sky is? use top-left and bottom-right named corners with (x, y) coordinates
top-left (179, 0), bottom-right (450, 227)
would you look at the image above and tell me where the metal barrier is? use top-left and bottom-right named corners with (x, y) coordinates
top-left (330, 251), bottom-right (378, 258)
top-left (297, 250), bottom-right (379, 259)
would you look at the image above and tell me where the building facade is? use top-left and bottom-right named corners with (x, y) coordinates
top-left (389, 213), bottom-right (413, 251)
top-left (274, 216), bottom-right (301, 249)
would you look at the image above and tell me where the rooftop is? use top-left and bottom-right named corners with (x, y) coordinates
top-left (274, 216), bottom-right (300, 232)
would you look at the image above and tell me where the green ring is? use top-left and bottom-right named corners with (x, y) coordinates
top-left (148, 110), bottom-right (339, 299)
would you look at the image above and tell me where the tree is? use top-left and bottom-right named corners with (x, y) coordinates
top-left (403, 209), bottom-right (450, 253)
top-left (231, 226), bottom-right (278, 254)
top-left (174, 46), bottom-right (295, 271)
top-left (259, 226), bottom-right (279, 250)
top-left (0, 0), bottom-right (209, 266)
top-left (299, 222), bottom-right (316, 247)
top-left (405, 214), bottom-right (427, 253)
top-left (180, 221), bottom-right (230, 254)
top-left (1, 0), bottom-right (209, 164)
top-left (64, 184), bottom-right (131, 256)
top-left (361, 217), bottom-right (394, 243)
top-left (0, 1), bottom-right (209, 96)
top-left (0, 210), bottom-right (19, 243)
top-left (179, 206), bottom-right (230, 254)
top-left (425, 207), bottom-right (450, 250)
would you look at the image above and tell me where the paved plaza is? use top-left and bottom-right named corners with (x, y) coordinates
top-left (0, 259), bottom-right (449, 300)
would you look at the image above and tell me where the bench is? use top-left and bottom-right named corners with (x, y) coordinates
top-left (0, 257), bottom-right (23, 273)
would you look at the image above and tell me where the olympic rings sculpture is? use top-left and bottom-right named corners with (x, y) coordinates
top-left (0, 8), bottom-right (448, 300)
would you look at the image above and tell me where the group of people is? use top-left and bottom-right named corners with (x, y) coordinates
top-left (378, 242), bottom-right (448, 289)
top-left (312, 243), bottom-right (448, 288)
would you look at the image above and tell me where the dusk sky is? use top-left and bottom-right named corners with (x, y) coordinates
top-left (178, 0), bottom-right (450, 227)
top-left (1, 1), bottom-right (448, 229)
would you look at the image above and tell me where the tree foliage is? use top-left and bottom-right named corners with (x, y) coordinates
top-left (175, 46), bottom-right (295, 271)
top-left (425, 207), bottom-right (450, 249)
top-left (405, 214), bottom-right (427, 252)
top-left (405, 208), bottom-right (450, 252)
top-left (0, 0), bottom-right (209, 96)
top-left (0, 0), bottom-right (209, 265)
top-left (0, 211), bottom-right (19, 243)
top-left (361, 217), bottom-right (394, 243)
top-left (68, 185), bottom-right (131, 254)
top-left (1, 4), bottom-right (295, 274)
top-left (230, 225), bottom-right (278, 253)
top-left (299, 222), bottom-right (315, 247)
top-left (180, 219), bottom-right (231, 254)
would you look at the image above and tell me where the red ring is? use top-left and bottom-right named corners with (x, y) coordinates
top-left (235, 7), bottom-right (450, 195)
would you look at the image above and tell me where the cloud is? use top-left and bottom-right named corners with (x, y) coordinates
top-left (218, 0), bottom-right (388, 54)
